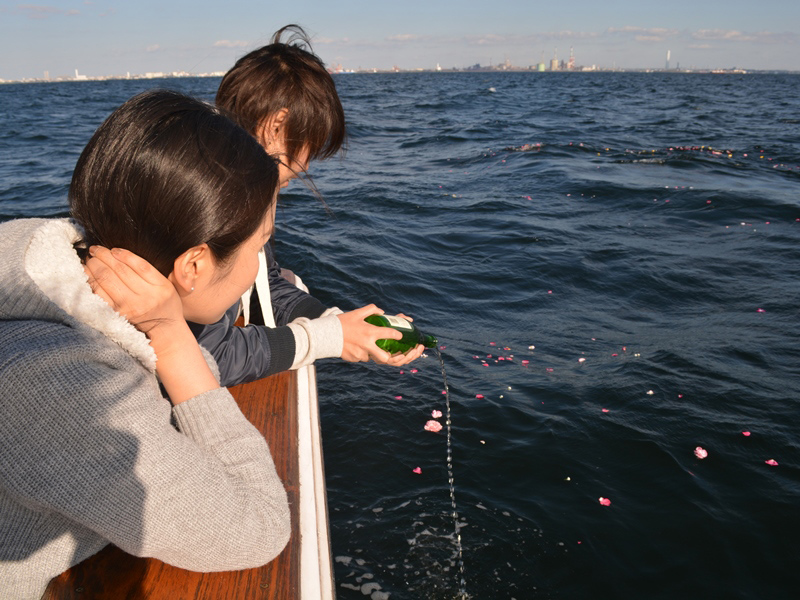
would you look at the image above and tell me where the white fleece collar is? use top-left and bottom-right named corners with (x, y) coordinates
top-left (24, 220), bottom-right (157, 372)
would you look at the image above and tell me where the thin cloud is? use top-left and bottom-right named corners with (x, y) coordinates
top-left (608, 26), bottom-right (679, 38)
top-left (691, 29), bottom-right (796, 44)
top-left (213, 40), bottom-right (250, 48)
top-left (693, 29), bottom-right (757, 42)
top-left (635, 35), bottom-right (667, 43)
top-left (387, 34), bottom-right (421, 42)
top-left (14, 4), bottom-right (78, 19)
top-left (146, 44), bottom-right (160, 52)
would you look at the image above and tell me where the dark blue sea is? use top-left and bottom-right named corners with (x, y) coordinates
top-left (2, 72), bottom-right (799, 599)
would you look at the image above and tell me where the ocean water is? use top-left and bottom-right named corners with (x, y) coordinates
top-left (2, 72), bottom-right (799, 599)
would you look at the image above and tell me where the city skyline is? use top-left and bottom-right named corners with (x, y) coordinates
top-left (1, 0), bottom-right (799, 81)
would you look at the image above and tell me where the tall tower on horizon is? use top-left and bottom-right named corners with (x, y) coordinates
top-left (550, 47), bottom-right (559, 71)
top-left (665, 49), bottom-right (671, 70)
top-left (568, 46), bottom-right (575, 70)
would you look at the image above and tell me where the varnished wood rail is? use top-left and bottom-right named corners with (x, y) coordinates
top-left (42, 369), bottom-right (301, 600)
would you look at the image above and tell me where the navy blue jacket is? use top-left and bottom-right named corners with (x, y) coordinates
top-left (190, 246), bottom-right (328, 387)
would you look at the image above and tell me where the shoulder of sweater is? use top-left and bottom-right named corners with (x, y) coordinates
top-left (0, 318), bottom-right (158, 419)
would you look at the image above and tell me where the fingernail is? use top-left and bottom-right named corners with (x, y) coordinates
top-left (111, 248), bottom-right (122, 256)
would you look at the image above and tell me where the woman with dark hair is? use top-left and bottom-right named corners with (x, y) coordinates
top-left (192, 25), bottom-right (425, 388)
top-left (0, 90), bottom-right (290, 599)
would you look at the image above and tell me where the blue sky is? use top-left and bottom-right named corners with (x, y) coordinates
top-left (1, 0), bottom-right (799, 80)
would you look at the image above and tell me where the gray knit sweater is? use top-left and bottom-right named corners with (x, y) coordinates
top-left (0, 219), bottom-right (291, 599)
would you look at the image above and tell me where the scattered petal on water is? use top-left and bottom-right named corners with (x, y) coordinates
top-left (399, 371), bottom-right (404, 375)
top-left (439, 345), bottom-right (447, 350)
top-left (431, 410), bottom-right (443, 419)
top-left (475, 394), bottom-right (485, 399)
top-left (765, 459), bottom-right (779, 466)
top-left (599, 497), bottom-right (611, 506)
top-left (528, 345), bottom-right (536, 350)
top-left (394, 396), bottom-right (403, 400)
top-left (521, 360), bottom-right (530, 365)
top-left (410, 369), bottom-right (418, 373)
top-left (546, 367), bottom-right (554, 372)
top-left (441, 390), bottom-right (447, 395)
top-left (424, 420), bottom-right (443, 433)
top-left (602, 408), bottom-right (610, 413)
top-left (489, 342), bottom-right (496, 346)
top-left (694, 447), bottom-right (708, 459)
top-left (412, 467), bottom-right (422, 474)
top-left (757, 308), bottom-right (766, 313)
top-left (742, 431), bottom-right (751, 436)
top-left (646, 390), bottom-right (655, 396)
top-left (578, 358), bottom-right (586, 363)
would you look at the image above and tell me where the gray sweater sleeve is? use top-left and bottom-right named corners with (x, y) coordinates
top-left (0, 321), bottom-right (290, 574)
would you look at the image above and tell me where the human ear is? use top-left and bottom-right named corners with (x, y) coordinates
top-left (168, 244), bottom-right (212, 294)
top-left (257, 107), bottom-right (290, 151)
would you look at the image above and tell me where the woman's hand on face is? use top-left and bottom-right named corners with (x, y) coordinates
top-left (336, 305), bottom-right (426, 366)
top-left (84, 246), bottom-right (183, 339)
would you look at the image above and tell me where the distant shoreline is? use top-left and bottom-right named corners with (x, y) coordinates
top-left (3, 67), bottom-right (799, 85)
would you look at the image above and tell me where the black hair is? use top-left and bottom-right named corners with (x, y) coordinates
top-left (70, 90), bottom-right (278, 276)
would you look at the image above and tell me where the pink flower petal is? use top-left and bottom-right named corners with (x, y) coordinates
top-left (412, 467), bottom-right (422, 474)
top-left (489, 342), bottom-right (496, 346)
top-left (431, 410), bottom-right (443, 419)
top-left (424, 420), bottom-right (443, 433)
top-left (694, 447), bottom-right (708, 459)
top-left (394, 395), bottom-right (403, 400)
top-left (601, 408), bottom-right (609, 413)
top-left (475, 394), bottom-right (485, 399)
top-left (599, 497), bottom-right (611, 506)
top-left (765, 459), bottom-right (779, 466)
top-left (742, 431), bottom-right (751, 437)
top-left (521, 360), bottom-right (530, 365)
top-left (410, 369), bottom-right (418, 373)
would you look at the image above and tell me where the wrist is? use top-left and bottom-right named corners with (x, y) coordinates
top-left (151, 322), bottom-right (220, 404)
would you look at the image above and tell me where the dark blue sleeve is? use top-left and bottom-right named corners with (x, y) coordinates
top-left (265, 245), bottom-right (328, 326)
top-left (189, 302), bottom-right (297, 387)
top-left (189, 246), bottom-right (331, 387)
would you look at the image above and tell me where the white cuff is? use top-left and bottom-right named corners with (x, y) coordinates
top-left (288, 313), bottom-right (343, 369)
